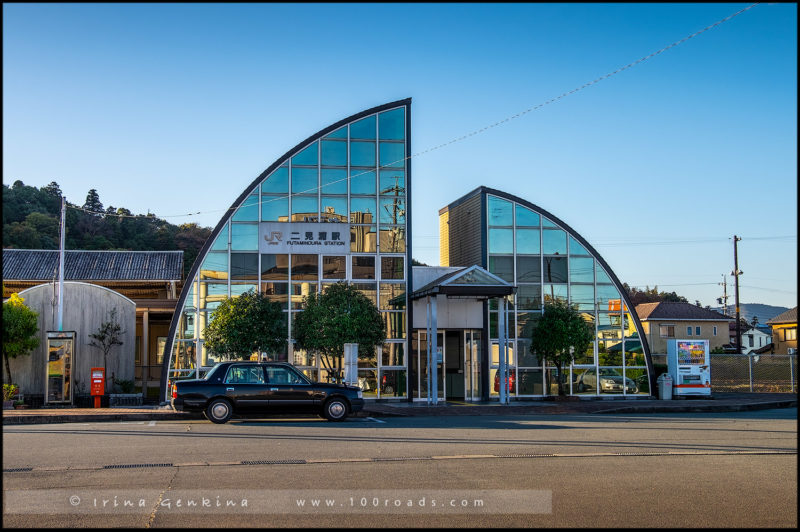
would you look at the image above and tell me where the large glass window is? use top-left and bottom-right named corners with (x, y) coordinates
top-left (379, 226), bottom-right (406, 253)
top-left (321, 168), bottom-right (347, 195)
top-left (321, 140), bottom-right (347, 167)
top-left (350, 115), bottom-right (376, 139)
top-left (320, 196), bottom-right (347, 221)
top-left (230, 253), bottom-right (258, 280)
top-left (210, 225), bottom-right (228, 251)
top-left (543, 256), bottom-right (568, 283)
top-left (516, 284), bottom-right (541, 310)
top-left (262, 196), bottom-right (289, 222)
top-left (291, 142), bottom-right (318, 166)
top-left (379, 170), bottom-right (405, 195)
top-left (542, 229), bottom-right (567, 255)
top-left (291, 255), bottom-right (318, 281)
top-left (488, 255), bottom-right (514, 282)
top-left (350, 225), bottom-right (377, 252)
top-left (379, 142), bottom-right (405, 168)
top-left (350, 141), bottom-right (376, 166)
top-left (233, 194), bottom-right (259, 222)
top-left (516, 256), bottom-right (541, 283)
top-left (516, 228), bottom-right (540, 254)
top-left (570, 256), bottom-right (594, 283)
top-left (231, 224), bottom-right (258, 251)
top-left (380, 197), bottom-right (405, 224)
top-left (292, 196), bottom-right (318, 219)
top-left (291, 167), bottom-right (318, 195)
top-left (381, 257), bottom-right (404, 280)
top-left (515, 205), bottom-right (539, 227)
top-left (488, 196), bottom-right (513, 226)
top-left (488, 228), bottom-right (513, 254)
top-left (200, 252), bottom-right (228, 280)
top-left (261, 254), bottom-right (288, 280)
top-left (261, 166), bottom-right (288, 194)
top-left (378, 108), bottom-right (404, 140)
top-left (352, 256), bottom-right (376, 279)
top-left (350, 197), bottom-right (376, 219)
top-left (322, 256), bottom-right (346, 279)
top-left (350, 169), bottom-right (376, 195)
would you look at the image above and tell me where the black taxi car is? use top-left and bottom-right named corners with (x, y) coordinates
top-left (171, 361), bottom-right (364, 423)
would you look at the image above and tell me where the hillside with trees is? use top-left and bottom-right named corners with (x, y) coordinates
top-left (3, 180), bottom-right (211, 278)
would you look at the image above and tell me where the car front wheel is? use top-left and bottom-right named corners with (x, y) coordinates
top-left (206, 398), bottom-right (233, 424)
top-left (322, 397), bottom-right (349, 422)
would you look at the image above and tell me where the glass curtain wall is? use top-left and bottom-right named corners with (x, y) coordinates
top-left (486, 194), bottom-right (648, 397)
top-left (167, 104), bottom-right (409, 398)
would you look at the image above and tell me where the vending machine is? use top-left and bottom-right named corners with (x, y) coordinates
top-left (667, 339), bottom-right (711, 396)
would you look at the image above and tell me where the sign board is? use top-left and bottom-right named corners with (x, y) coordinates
top-left (676, 340), bottom-right (707, 365)
top-left (259, 222), bottom-right (350, 254)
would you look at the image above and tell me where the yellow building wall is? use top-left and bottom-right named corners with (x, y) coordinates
top-left (643, 320), bottom-right (730, 354)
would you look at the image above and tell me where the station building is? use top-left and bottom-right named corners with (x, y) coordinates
top-left (160, 99), bottom-right (653, 402)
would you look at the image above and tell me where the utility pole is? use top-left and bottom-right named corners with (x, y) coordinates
top-left (717, 274), bottom-right (729, 316)
top-left (57, 195), bottom-right (66, 331)
top-left (732, 235), bottom-right (743, 354)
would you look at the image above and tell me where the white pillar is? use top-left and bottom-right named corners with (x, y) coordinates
top-left (426, 297), bottom-right (432, 405)
top-left (431, 295), bottom-right (439, 406)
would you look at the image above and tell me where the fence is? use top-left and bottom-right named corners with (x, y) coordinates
top-left (651, 354), bottom-right (797, 393)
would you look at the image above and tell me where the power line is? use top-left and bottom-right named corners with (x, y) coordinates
top-left (61, 3), bottom-right (760, 223)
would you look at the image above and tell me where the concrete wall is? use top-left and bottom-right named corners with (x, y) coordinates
top-left (412, 295), bottom-right (483, 329)
top-left (9, 282), bottom-right (136, 399)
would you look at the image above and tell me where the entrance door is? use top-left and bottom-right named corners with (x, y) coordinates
top-left (445, 331), bottom-right (464, 400)
top-left (464, 330), bottom-right (482, 401)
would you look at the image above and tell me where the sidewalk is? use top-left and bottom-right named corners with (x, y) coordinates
top-left (2, 393), bottom-right (796, 425)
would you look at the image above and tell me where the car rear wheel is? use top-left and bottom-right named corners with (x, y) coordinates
top-left (206, 398), bottom-right (233, 424)
top-left (322, 397), bottom-right (349, 422)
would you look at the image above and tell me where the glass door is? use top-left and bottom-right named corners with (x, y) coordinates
top-left (46, 332), bottom-right (75, 404)
top-left (464, 330), bottom-right (482, 401)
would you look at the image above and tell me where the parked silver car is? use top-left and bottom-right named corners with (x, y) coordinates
top-left (575, 368), bottom-right (638, 394)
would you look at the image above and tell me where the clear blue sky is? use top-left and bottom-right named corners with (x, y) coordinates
top-left (3, 3), bottom-right (797, 309)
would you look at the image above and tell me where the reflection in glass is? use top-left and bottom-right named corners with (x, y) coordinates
top-left (516, 228), bottom-right (540, 254)
top-left (231, 283), bottom-right (257, 297)
top-left (211, 224), bottom-right (228, 251)
top-left (488, 196), bottom-right (513, 226)
top-left (542, 229), bottom-right (567, 254)
top-left (358, 369), bottom-right (378, 398)
top-left (570, 256), bottom-right (594, 283)
top-left (352, 256), bottom-right (375, 279)
top-left (231, 224), bottom-right (258, 251)
top-left (350, 141), bottom-right (376, 166)
top-left (350, 197), bottom-right (376, 219)
top-left (380, 197), bottom-right (405, 224)
top-left (543, 284), bottom-right (568, 304)
top-left (570, 284), bottom-right (594, 311)
top-left (261, 166), bottom-right (289, 194)
top-left (382, 312), bottom-right (406, 339)
top-left (379, 226), bottom-right (406, 253)
top-left (516, 312), bottom-right (539, 340)
top-left (201, 252), bottom-right (228, 280)
top-left (291, 167), bottom-right (318, 194)
top-left (516, 338), bottom-right (539, 367)
top-left (515, 205), bottom-right (540, 227)
top-left (625, 367), bottom-right (649, 395)
top-left (232, 194), bottom-right (259, 222)
top-left (381, 257), bottom-right (404, 279)
top-left (596, 284), bottom-right (622, 310)
top-left (350, 169), bottom-right (376, 195)
top-left (379, 142), bottom-right (405, 168)
top-left (293, 347), bottom-right (317, 367)
top-left (230, 253), bottom-right (258, 280)
top-left (321, 168), bottom-right (347, 195)
top-left (488, 255), bottom-right (514, 282)
top-left (321, 139), bottom-right (347, 166)
top-left (320, 197), bottom-right (347, 221)
top-left (379, 283), bottom-right (406, 309)
top-left (291, 254), bottom-right (318, 280)
top-left (199, 282), bottom-right (227, 310)
top-left (292, 196), bottom-right (318, 219)
top-left (260, 282), bottom-right (289, 309)
top-left (516, 284), bottom-right (541, 310)
top-left (379, 170), bottom-right (405, 195)
top-left (350, 225), bottom-right (377, 252)
top-left (543, 256), bottom-right (567, 283)
top-left (596, 262), bottom-right (613, 284)
top-left (489, 312), bottom-right (516, 339)
top-left (569, 236), bottom-right (590, 256)
top-left (291, 282), bottom-right (317, 309)
top-left (488, 228), bottom-right (513, 254)
top-left (350, 115), bottom-right (376, 139)
top-left (353, 282), bottom-right (377, 305)
top-left (322, 256), bottom-right (346, 279)
top-left (516, 256), bottom-right (541, 283)
top-left (517, 368), bottom-right (543, 395)
top-left (262, 196), bottom-right (289, 222)
top-left (378, 108), bottom-right (405, 140)
top-left (291, 142), bottom-right (318, 166)
top-left (379, 369), bottom-right (406, 397)
top-left (324, 126), bottom-right (347, 139)
top-left (261, 254), bottom-right (288, 280)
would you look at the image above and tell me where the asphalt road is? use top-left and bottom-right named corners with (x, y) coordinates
top-left (3, 408), bottom-right (797, 528)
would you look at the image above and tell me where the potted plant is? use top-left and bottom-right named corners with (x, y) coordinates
top-left (13, 399), bottom-right (28, 410)
top-left (3, 384), bottom-right (19, 409)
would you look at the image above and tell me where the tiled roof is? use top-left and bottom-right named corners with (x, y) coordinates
top-left (635, 301), bottom-right (732, 321)
top-left (767, 307), bottom-right (797, 325)
top-left (2, 249), bottom-right (183, 281)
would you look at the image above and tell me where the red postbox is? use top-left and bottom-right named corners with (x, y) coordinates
top-left (90, 368), bottom-right (105, 408)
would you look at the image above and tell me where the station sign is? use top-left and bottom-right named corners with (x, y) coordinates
top-left (259, 222), bottom-right (350, 254)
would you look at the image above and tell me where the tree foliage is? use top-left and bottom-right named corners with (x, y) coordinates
top-left (622, 283), bottom-right (688, 306)
top-left (204, 290), bottom-right (287, 360)
top-left (3, 181), bottom-right (212, 278)
top-left (88, 308), bottom-right (125, 387)
top-left (529, 300), bottom-right (594, 396)
top-left (2, 293), bottom-right (40, 385)
top-left (293, 282), bottom-right (386, 383)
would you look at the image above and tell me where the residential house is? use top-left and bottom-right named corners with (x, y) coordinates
top-left (766, 307), bottom-right (798, 355)
top-left (635, 302), bottom-right (732, 354)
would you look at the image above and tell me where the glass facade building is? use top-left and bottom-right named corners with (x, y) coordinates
top-left (439, 188), bottom-right (653, 398)
top-left (161, 99), bottom-right (411, 400)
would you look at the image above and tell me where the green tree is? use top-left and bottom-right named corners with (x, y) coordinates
top-left (204, 290), bottom-right (287, 360)
top-left (293, 282), bottom-right (386, 383)
top-left (529, 300), bottom-right (594, 396)
top-left (88, 308), bottom-right (125, 388)
top-left (83, 189), bottom-right (104, 215)
top-left (2, 293), bottom-right (40, 385)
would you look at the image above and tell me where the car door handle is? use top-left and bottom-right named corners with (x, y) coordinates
top-left (226, 387), bottom-right (234, 391)
top-left (270, 388), bottom-right (278, 391)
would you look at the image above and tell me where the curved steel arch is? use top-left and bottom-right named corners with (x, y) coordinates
top-left (160, 98), bottom-right (412, 401)
top-left (478, 186), bottom-right (655, 394)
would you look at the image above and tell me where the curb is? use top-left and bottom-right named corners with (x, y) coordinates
top-left (593, 399), bottom-right (798, 415)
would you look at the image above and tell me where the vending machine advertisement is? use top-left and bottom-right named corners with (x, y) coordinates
top-left (667, 339), bottom-right (711, 396)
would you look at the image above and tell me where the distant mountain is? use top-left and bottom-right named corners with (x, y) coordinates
top-left (711, 303), bottom-right (790, 324)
